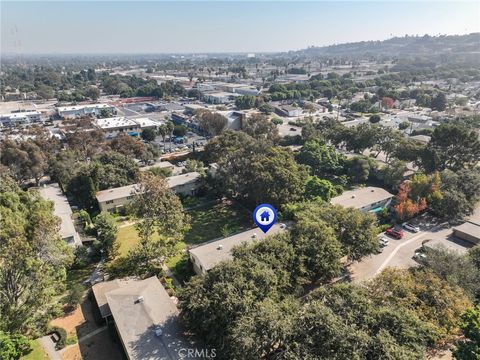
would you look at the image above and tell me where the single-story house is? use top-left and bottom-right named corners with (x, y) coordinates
top-left (39, 183), bottom-right (82, 246)
top-left (91, 276), bottom-right (198, 360)
top-left (452, 221), bottom-right (480, 245)
top-left (188, 224), bottom-right (286, 275)
top-left (330, 186), bottom-right (394, 213)
top-left (96, 172), bottom-right (202, 212)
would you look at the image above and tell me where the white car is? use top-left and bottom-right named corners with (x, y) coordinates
top-left (413, 251), bottom-right (427, 262)
top-left (379, 237), bottom-right (389, 247)
top-left (402, 222), bottom-right (420, 233)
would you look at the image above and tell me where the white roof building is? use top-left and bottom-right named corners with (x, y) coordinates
top-left (57, 103), bottom-right (115, 119)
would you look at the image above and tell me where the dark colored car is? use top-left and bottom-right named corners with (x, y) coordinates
top-left (385, 227), bottom-right (404, 239)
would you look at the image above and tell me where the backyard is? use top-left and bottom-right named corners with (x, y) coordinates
top-left (20, 340), bottom-right (49, 360)
top-left (113, 201), bottom-right (252, 282)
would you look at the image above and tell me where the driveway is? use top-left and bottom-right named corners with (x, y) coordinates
top-left (349, 215), bottom-right (474, 283)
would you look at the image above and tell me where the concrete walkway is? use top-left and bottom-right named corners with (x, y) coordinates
top-left (39, 336), bottom-right (62, 360)
top-left (162, 264), bottom-right (182, 288)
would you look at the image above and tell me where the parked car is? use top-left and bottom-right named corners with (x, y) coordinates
top-left (290, 127), bottom-right (297, 131)
top-left (379, 237), bottom-right (389, 247)
top-left (385, 227), bottom-right (404, 239)
top-left (413, 251), bottom-right (427, 263)
top-left (402, 222), bottom-right (420, 233)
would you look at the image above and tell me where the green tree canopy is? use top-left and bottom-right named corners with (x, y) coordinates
top-left (93, 212), bottom-right (119, 259)
top-left (0, 175), bottom-right (73, 335)
top-left (296, 139), bottom-right (346, 179)
top-left (453, 306), bottom-right (480, 360)
top-left (423, 123), bottom-right (480, 172)
top-left (215, 147), bottom-right (308, 208)
top-left (235, 95), bottom-right (256, 110)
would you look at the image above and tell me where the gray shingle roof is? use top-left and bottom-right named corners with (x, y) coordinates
top-left (189, 224), bottom-right (286, 272)
top-left (330, 187), bottom-right (393, 209)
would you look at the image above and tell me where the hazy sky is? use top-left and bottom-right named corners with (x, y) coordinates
top-left (1, 1), bottom-right (479, 54)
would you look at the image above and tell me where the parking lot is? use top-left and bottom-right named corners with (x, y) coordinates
top-left (154, 131), bottom-right (206, 154)
top-left (349, 214), bottom-right (475, 283)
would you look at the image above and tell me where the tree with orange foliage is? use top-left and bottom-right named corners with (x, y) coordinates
top-left (394, 182), bottom-right (428, 220)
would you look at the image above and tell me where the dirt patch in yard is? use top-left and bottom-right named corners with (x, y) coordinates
top-left (51, 295), bottom-right (99, 339)
top-left (61, 328), bottom-right (124, 360)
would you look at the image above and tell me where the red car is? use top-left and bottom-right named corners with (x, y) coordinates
top-left (386, 227), bottom-right (404, 239)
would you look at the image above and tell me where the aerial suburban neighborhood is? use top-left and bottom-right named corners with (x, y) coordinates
top-left (1, 1), bottom-right (480, 360)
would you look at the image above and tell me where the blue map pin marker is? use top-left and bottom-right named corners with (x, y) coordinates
top-left (253, 204), bottom-right (277, 233)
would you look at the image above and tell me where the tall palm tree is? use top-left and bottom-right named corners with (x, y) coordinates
top-left (165, 121), bottom-right (174, 151)
top-left (158, 124), bottom-right (167, 149)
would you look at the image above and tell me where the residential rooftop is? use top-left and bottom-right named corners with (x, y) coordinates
top-left (95, 172), bottom-right (201, 203)
top-left (330, 186), bottom-right (394, 209)
top-left (38, 183), bottom-right (82, 246)
top-left (189, 224), bottom-right (286, 272)
top-left (96, 184), bottom-right (138, 203)
top-left (166, 172), bottom-right (201, 188)
top-left (95, 276), bottom-right (198, 360)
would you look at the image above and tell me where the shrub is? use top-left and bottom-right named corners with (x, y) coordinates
top-left (72, 246), bottom-right (89, 269)
top-left (271, 117), bottom-right (283, 125)
top-left (66, 284), bottom-right (84, 310)
top-left (377, 223), bottom-right (392, 233)
top-left (49, 326), bottom-right (67, 350)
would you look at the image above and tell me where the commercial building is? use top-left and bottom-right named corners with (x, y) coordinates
top-left (39, 183), bottom-right (82, 247)
top-left (0, 111), bottom-right (42, 127)
top-left (57, 103), bottom-right (115, 119)
top-left (94, 117), bottom-right (159, 138)
top-left (274, 104), bottom-right (302, 117)
top-left (203, 91), bottom-right (241, 104)
top-left (91, 276), bottom-right (198, 360)
top-left (217, 110), bottom-right (245, 130)
top-left (189, 224), bottom-right (286, 275)
top-left (330, 186), bottom-right (394, 213)
top-left (95, 117), bottom-right (141, 138)
top-left (96, 172), bottom-right (202, 212)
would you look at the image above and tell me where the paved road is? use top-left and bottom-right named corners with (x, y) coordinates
top-left (350, 216), bottom-right (473, 283)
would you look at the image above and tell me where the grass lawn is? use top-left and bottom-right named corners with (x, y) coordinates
top-left (66, 264), bottom-right (96, 291)
top-left (21, 340), bottom-right (49, 360)
top-left (113, 201), bottom-right (251, 282)
top-left (184, 202), bottom-right (252, 244)
top-left (116, 224), bottom-right (162, 257)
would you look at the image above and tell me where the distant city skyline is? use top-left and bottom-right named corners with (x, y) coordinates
top-left (1, 1), bottom-right (479, 54)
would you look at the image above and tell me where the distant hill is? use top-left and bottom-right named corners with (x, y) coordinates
top-left (296, 33), bottom-right (480, 59)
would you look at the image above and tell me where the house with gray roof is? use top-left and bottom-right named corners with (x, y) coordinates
top-left (330, 186), bottom-right (394, 213)
top-left (188, 224), bottom-right (286, 275)
top-left (92, 276), bottom-right (199, 360)
top-left (96, 172), bottom-right (202, 212)
top-left (39, 183), bottom-right (82, 246)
